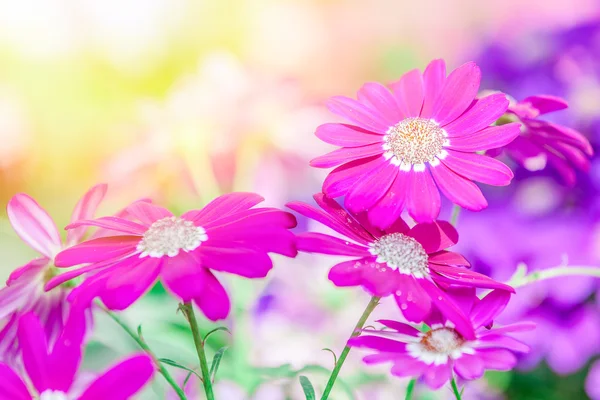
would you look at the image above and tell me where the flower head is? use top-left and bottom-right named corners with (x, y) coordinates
top-left (53, 192), bottom-right (297, 320)
top-left (310, 59), bottom-right (520, 227)
top-left (0, 310), bottom-right (154, 399)
top-left (349, 290), bottom-right (534, 389)
top-left (287, 194), bottom-right (513, 337)
top-left (0, 184), bottom-right (106, 368)
top-left (496, 95), bottom-right (593, 185)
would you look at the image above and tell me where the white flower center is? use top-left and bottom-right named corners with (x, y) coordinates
top-left (407, 327), bottom-right (474, 365)
top-left (369, 233), bottom-right (429, 278)
top-left (137, 217), bottom-right (208, 258)
top-left (383, 117), bottom-right (447, 169)
top-left (40, 390), bottom-right (69, 400)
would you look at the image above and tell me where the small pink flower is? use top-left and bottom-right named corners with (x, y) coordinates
top-left (310, 59), bottom-right (520, 227)
top-left (497, 95), bottom-right (593, 185)
top-left (287, 194), bottom-right (513, 337)
top-left (0, 311), bottom-right (154, 399)
top-left (0, 184), bottom-right (106, 367)
top-left (349, 290), bottom-right (534, 389)
top-left (53, 193), bottom-right (297, 320)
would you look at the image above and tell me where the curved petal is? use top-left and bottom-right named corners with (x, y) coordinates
top-left (429, 162), bottom-right (488, 211)
top-left (326, 96), bottom-right (390, 133)
top-left (54, 236), bottom-right (140, 267)
top-left (201, 208), bottom-right (296, 231)
top-left (328, 257), bottom-right (399, 296)
top-left (420, 59), bottom-right (446, 119)
top-left (408, 221), bottom-right (458, 254)
top-left (345, 161), bottom-right (398, 213)
top-left (477, 335), bottom-right (530, 353)
top-left (394, 276), bottom-right (432, 323)
top-left (390, 356), bottom-right (428, 377)
top-left (405, 169), bottom-right (441, 223)
top-left (295, 232), bottom-right (370, 257)
top-left (67, 184), bottom-right (108, 246)
top-left (7, 194), bottom-right (61, 258)
top-left (348, 335), bottom-right (407, 353)
top-left (522, 95), bottom-right (568, 115)
top-left (161, 252), bottom-right (206, 302)
top-left (454, 354), bottom-right (485, 380)
top-left (389, 69), bottom-right (424, 118)
top-left (65, 217), bottom-right (147, 236)
top-left (197, 243), bottom-right (273, 278)
top-left (6, 257), bottom-right (48, 286)
top-left (315, 123), bottom-right (383, 147)
top-left (367, 172), bottom-right (409, 230)
top-left (421, 363), bottom-right (452, 389)
top-left (430, 264), bottom-right (515, 293)
top-left (193, 271), bottom-right (230, 321)
top-left (313, 194), bottom-right (375, 242)
top-left (0, 364), bottom-right (31, 400)
top-left (78, 354), bottom-right (154, 400)
top-left (432, 62), bottom-right (481, 125)
top-left (443, 150), bottom-right (514, 186)
top-left (470, 289), bottom-right (511, 328)
top-left (357, 82), bottom-right (403, 124)
top-left (443, 93), bottom-right (509, 137)
top-left (480, 322), bottom-right (536, 336)
top-left (428, 251), bottom-right (470, 267)
top-left (125, 202), bottom-right (173, 226)
top-left (322, 156), bottom-right (386, 198)
top-left (17, 313), bottom-right (51, 393)
top-left (207, 226), bottom-right (296, 257)
top-left (477, 348), bottom-right (517, 370)
top-left (181, 192), bottom-right (264, 225)
top-left (447, 123), bottom-right (521, 152)
top-left (309, 143), bottom-right (384, 168)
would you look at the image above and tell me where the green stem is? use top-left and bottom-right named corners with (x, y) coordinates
top-left (100, 304), bottom-right (187, 400)
top-left (405, 379), bottom-right (416, 400)
top-left (320, 296), bottom-right (380, 400)
top-left (451, 378), bottom-right (462, 400)
top-left (450, 205), bottom-right (462, 226)
top-left (180, 302), bottom-right (214, 400)
top-left (509, 265), bottom-right (600, 289)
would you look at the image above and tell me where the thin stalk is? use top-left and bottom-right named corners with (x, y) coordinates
top-left (100, 304), bottom-right (187, 400)
top-left (405, 379), bottom-right (416, 400)
top-left (450, 205), bottom-right (462, 226)
top-left (451, 378), bottom-right (462, 399)
top-left (320, 296), bottom-right (380, 400)
top-left (180, 302), bottom-right (214, 400)
top-left (510, 265), bottom-right (600, 288)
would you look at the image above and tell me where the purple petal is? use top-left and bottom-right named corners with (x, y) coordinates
top-left (430, 264), bottom-right (515, 292)
top-left (345, 161), bottom-right (398, 213)
top-left (453, 354), bottom-right (485, 380)
top-left (405, 169), bottom-right (441, 223)
top-left (432, 62), bottom-right (481, 125)
top-left (367, 172), bottom-right (409, 230)
top-left (67, 184), bottom-right (108, 246)
top-left (0, 363), bottom-right (31, 400)
top-left (430, 162), bottom-right (488, 211)
top-left (389, 69), bottom-right (424, 118)
top-left (322, 156), bottom-right (386, 198)
top-left (357, 82), bottom-right (404, 124)
top-left (295, 232), bottom-right (370, 257)
top-left (394, 276), bottom-right (432, 323)
top-left (428, 251), bottom-right (470, 267)
top-left (376, 319), bottom-right (421, 336)
top-left (477, 335), bottom-right (530, 353)
top-left (309, 143), bottom-right (384, 168)
top-left (447, 123), bottom-right (521, 152)
top-left (326, 96), bottom-right (391, 133)
top-left (408, 221), bottom-right (458, 254)
top-left (476, 348), bottom-right (517, 370)
top-left (481, 322), bottom-right (536, 336)
top-left (443, 93), bottom-right (509, 137)
top-left (390, 356), bottom-right (428, 377)
top-left (470, 289), bottom-right (511, 329)
top-left (522, 95), bottom-right (568, 115)
top-left (421, 363), bottom-right (452, 389)
top-left (193, 272), bottom-right (230, 321)
top-left (315, 123), bottom-right (383, 147)
top-left (420, 59), bottom-right (446, 119)
top-left (442, 150), bottom-right (513, 186)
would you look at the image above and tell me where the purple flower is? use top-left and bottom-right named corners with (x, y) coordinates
top-left (586, 359), bottom-right (600, 400)
top-left (348, 290), bottom-right (533, 389)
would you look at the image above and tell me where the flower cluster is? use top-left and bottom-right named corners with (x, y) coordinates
top-left (0, 58), bottom-right (592, 398)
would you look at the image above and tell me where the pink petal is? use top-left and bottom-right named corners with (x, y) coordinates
top-left (447, 123), bottom-right (521, 152)
top-left (545, 140), bottom-right (591, 171)
top-left (207, 226), bottom-right (297, 257)
top-left (432, 61), bottom-right (481, 125)
top-left (405, 169), bottom-right (441, 223)
top-left (430, 264), bottom-right (515, 293)
top-left (125, 202), bottom-right (173, 226)
top-left (17, 313), bottom-right (51, 393)
top-left (203, 208), bottom-right (296, 231)
top-left (313, 194), bottom-right (375, 242)
top-left (193, 272), bottom-right (230, 321)
top-left (408, 221), bottom-right (458, 254)
top-left (7, 194), bottom-right (61, 258)
top-left (78, 354), bottom-right (154, 400)
top-left (328, 258), bottom-right (367, 288)
top-left (367, 172), bottom-right (409, 230)
top-left (47, 309), bottom-right (86, 392)
top-left (6, 257), bottom-right (48, 286)
top-left (480, 322), bottom-right (536, 336)
top-left (359, 260), bottom-right (401, 297)
top-left (54, 236), bottom-right (140, 267)
top-left (394, 276), bottom-right (432, 323)
top-left (442, 150), bottom-right (513, 186)
top-left (389, 69), bottom-right (424, 118)
top-left (420, 59), bottom-right (446, 119)
top-left (361, 352), bottom-right (404, 365)
top-left (476, 348), bottom-right (517, 370)
top-left (66, 217), bottom-right (147, 236)
top-left (428, 251), bottom-right (470, 267)
top-left (326, 96), bottom-right (390, 133)
top-left (357, 82), bottom-right (403, 124)
top-left (197, 243), bottom-right (273, 278)
top-left (181, 192), bottom-right (264, 225)
top-left (375, 320), bottom-right (420, 337)
top-left (522, 95), bottom-right (568, 115)
top-left (0, 363), bottom-right (31, 400)
top-left (345, 160), bottom-right (398, 213)
top-left (67, 184), bottom-right (108, 246)
top-left (347, 335), bottom-right (406, 353)
top-left (322, 156), bottom-right (386, 198)
top-left (470, 289), bottom-right (511, 328)
top-left (477, 335), bottom-right (530, 353)
top-left (161, 252), bottom-right (206, 302)
top-left (44, 263), bottom-right (103, 291)
top-left (315, 123), bottom-right (383, 147)
top-left (421, 363), bottom-right (452, 389)
top-left (295, 232), bottom-right (370, 257)
top-left (454, 354), bottom-right (485, 380)
top-left (429, 162), bottom-right (488, 211)
top-left (529, 120), bottom-right (593, 155)
top-left (443, 93), bottom-right (509, 137)
top-left (390, 356), bottom-right (428, 377)
top-left (309, 143), bottom-right (384, 168)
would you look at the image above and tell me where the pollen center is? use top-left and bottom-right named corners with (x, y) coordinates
top-left (383, 117), bottom-right (446, 165)
top-left (137, 216), bottom-right (208, 258)
top-left (421, 328), bottom-right (464, 354)
top-left (40, 390), bottom-right (69, 400)
top-left (369, 233), bottom-right (429, 278)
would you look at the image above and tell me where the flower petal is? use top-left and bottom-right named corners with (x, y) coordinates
top-left (430, 162), bottom-right (488, 211)
top-left (432, 61), bottom-right (481, 125)
top-left (470, 289), bottom-right (511, 328)
top-left (408, 221), bottom-right (458, 254)
top-left (17, 313), bottom-right (51, 393)
top-left (428, 251), bottom-right (470, 267)
top-left (125, 202), bottom-right (173, 226)
top-left (295, 232), bottom-right (370, 257)
top-left (315, 123), bottom-right (383, 147)
top-left (405, 169), bottom-right (441, 223)
top-left (430, 264), bottom-right (515, 293)
top-left (357, 82), bottom-right (403, 124)
top-left (522, 95), bottom-right (568, 115)
top-left (348, 335), bottom-right (407, 353)
top-left (442, 150), bottom-right (513, 186)
top-left (193, 272), bottom-right (230, 321)
top-left (182, 192), bottom-right (264, 224)
top-left (198, 242), bottom-right (273, 278)
top-left (345, 161), bottom-right (398, 213)
top-left (477, 335), bottom-right (530, 353)
top-left (447, 123), bottom-right (521, 152)
top-left (328, 258), bottom-right (366, 288)
top-left (367, 172), bottom-right (409, 230)
top-left (66, 217), bottom-right (147, 236)
top-left (477, 348), bottom-right (517, 370)
top-left (443, 93), bottom-right (509, 137)
top-left (480, 322), bottom-right (536, 336)
top-left (376, 319), bottom-right (421, 336)
top-left (420, 59), bottom-right (446, 119)
top-left (389, 69), bottom-right (424, 118)
top-left (322, 156), bottom-right (386, 198)
top-left (421, 363), bottom-right (452, 389)
top-left (0, 363), bottom-right (31, 400)
top-left (67, 184), bottom-right (108, 246)
top-left (390, 356), bottom-right (428, 377)
top-left (454, 354), bottom-right (485, 380)
top-left (309, 144), bottom-right (384, 168)
top-left (394, 276), bottom-right (432, 323)
top-left (161, 252), bottom-right (207, 302)
top-left (6, 257), bottom-right (48, 286)
top-left (326, 96), bottom-right (390, 133)
top-left (7, 194), bottom-right (61, 258)
top-left (54, 236), bottom-right (140, 267)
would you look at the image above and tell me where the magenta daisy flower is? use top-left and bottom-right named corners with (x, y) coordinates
top-left (310, 59), bottom-right (521, 227)
top-left (0, 311), bottom-right (154, 399)
top-left (0, 184), bottom-right (106, 368)
top-left (53, 193), bottom-right (297, 320)
top-left (286, 194), bottom-right (513, 337)
top-left (349, 290), bottom-right (534, 389)
top-left (495, 95), bottom-right (593, 185)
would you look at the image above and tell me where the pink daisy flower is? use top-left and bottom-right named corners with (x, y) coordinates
top-left (286, 194), bottom-right (513, 337)
top-left (0, 184), bottom-right (106, 367)
top-left (349, 290), bottom-right (534, 389)
top-left (0, 310), bottom-right (154, 399)
top-left (310, 59), bottom-right (521, 227)
top-left (53, 193), bottom-right (297, 320)
top-left (495, 95), bottom-right (593, 185)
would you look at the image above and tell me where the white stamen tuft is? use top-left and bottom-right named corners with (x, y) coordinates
top-left (406, 326), bottom-right (475, 365)
top-left (137, 217), bottom-right (208, 258)
top-left (383, 117), bottom-right (447, 167)
top-left (40, 391), bottom-right (69, 400)
top-left (369, 233), bottom-right (429, 278)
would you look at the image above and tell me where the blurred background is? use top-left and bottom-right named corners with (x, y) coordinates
top-left (0, 0), bottom-right (599, 399)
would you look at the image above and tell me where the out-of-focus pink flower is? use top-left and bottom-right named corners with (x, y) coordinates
top-left (497, 95), bottom-right (593, 185)
top-left (0, 184), bottom-right (106, 368)
top-left (53, 193), bottom-right (297, 320)
top-left (349, 290), bottom-right (533, 390)
top-left (0, 311), bottom-right (154, 399)
top-left (287, 194), bottom-right (513, 338)
top-left (310, 59), bottom-right (520, 227)
top-left (586, 359), bottom-right (600, 400)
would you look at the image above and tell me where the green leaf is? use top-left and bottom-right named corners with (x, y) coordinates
top-left (203, 326), bottom-right (232, 342)
top-left (158, 358), bottom-right (202, 381)
top-left (299, 376), bottom-right (316, 400)
top-left (209, 347), bottom-right (228, 381)
top-left (182, 370), bottom-right (194, 390)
